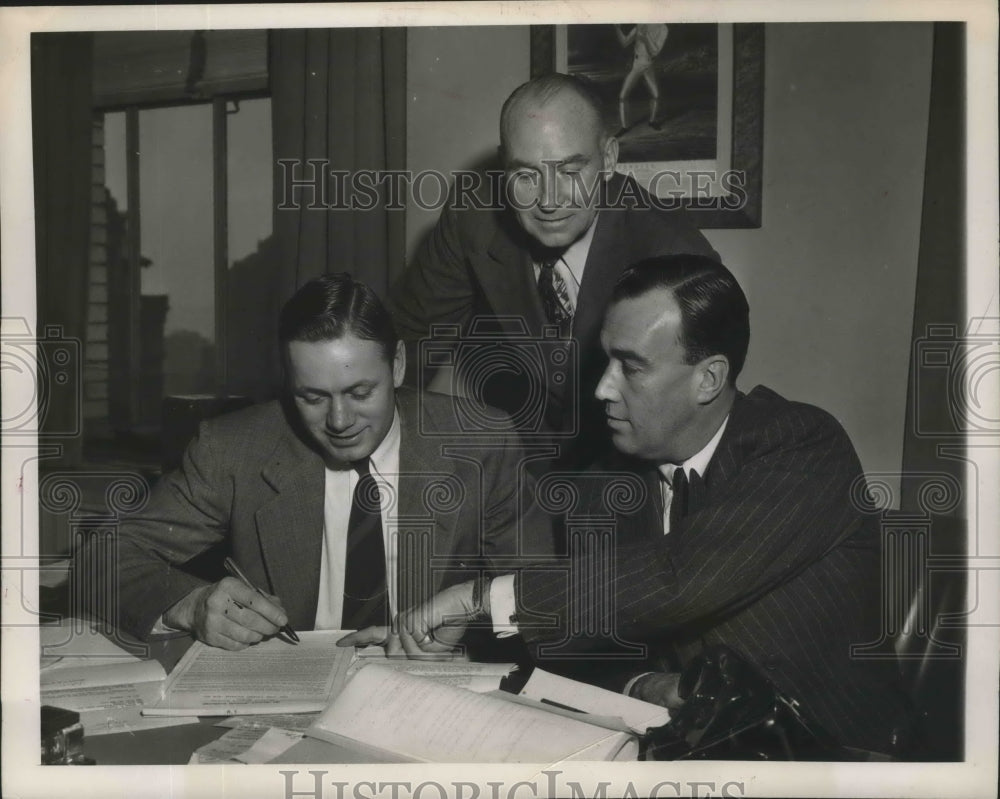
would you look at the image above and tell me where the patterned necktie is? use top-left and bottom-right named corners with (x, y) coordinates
top-left (342, 458), bottom-right (388, 630)
top-left (537, 256), bottom-right (573, 330)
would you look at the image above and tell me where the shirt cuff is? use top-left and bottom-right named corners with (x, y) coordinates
top-left (149, 615), bottom-right (184, 636)
top-left (489, 574), bottom-right (518, 637)
top-left (622, 671), bottom-right (656, 698)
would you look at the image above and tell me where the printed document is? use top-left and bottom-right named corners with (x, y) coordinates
top-left (145, 631), bottom-right (352, 716)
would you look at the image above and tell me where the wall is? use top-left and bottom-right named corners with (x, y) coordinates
top-left (405, 26), bottom-right (529, 256)
top-left (707, 23), bottom-right (933, 499)
top-left (405, 23), bottom-right (935, 497)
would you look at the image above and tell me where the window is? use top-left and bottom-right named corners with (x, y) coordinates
top-left (86, 31), bottom-right (271, 455)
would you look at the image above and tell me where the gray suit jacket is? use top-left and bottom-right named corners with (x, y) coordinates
top-left (77, 388), bottom-right (548, 640)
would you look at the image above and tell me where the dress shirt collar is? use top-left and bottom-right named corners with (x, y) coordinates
top-left (368, 408), bottom-right (400, 480)
top-left (558, 212), bottom-right (599, 287)
top-left (658, 415), bottom-right (729, 483)
top-left (532, 212), bottom-right (599, 288)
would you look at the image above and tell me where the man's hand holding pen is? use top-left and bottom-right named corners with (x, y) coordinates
top-left (162, 577), bottom-right (290, 650)
top-left (161, 555), bottom-right (299, 652)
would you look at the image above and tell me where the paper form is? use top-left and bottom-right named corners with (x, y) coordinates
top-left (188, 728), bottom-right (268, 764)
top-left (308, 664), bottom-right (636, 762)
top-left (41, 659), bottom-right (165, 689)
top-left (189, 726), bottom-right (306, 764)
top-left (145, 631), bottom-right (352, 716)
top-left (40, 617), bottom-right (147, 670)
top-left (517, 667), bottom-right (671, 732)
top-left (215, 713), bottom-right (318, 731)
top-left (349, 654), bottom-right (513, 692)
top-left (41, 660), bottom-right (198, 735)
top-left (235, 727), bottom-right (305, 763)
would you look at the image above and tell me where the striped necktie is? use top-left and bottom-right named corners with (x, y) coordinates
top-left (537, 256), bottom-right (573, 330)
top-left (342, 458), bottom-right (388, 630)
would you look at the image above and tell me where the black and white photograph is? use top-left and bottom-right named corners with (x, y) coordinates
top-left (1, 2), bottom-right (997, 798)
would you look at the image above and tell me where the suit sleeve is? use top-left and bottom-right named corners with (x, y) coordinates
top-left (516, 407), bottom-right (867, 646)
top-left (479, 441), bottom-right (555, 564)
top-left (389, 192), bottom-right (478, 343)
top-left (72, 421), bottom-right (233, 640)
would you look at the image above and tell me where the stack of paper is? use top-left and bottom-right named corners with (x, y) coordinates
top-left (40, 621), bottom-right (198, 736)
top-left (144, 631), bottom-right (353, 716)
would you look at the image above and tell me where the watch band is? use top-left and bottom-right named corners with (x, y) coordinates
top-left (469, 573), bottom-right (493, 622)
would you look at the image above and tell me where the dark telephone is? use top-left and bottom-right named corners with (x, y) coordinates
top-left (641, 645), bottom-right (854, 761)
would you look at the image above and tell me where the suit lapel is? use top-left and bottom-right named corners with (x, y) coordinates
top-left (638, 466), bottom-right (666, 539)
top-left (255, 426), bottom-right (325, 630)
top-left (395, 390), bottom-right (460, 607)
top-left (693, 392), bottom-right (750, 502)
top-left (574, 209), bottom-right (624, 352)
top-left (482, 215), bottom-right (547, 335)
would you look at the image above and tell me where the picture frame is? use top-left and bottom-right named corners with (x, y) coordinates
top-left (531, 23), bottom-right (764, 228)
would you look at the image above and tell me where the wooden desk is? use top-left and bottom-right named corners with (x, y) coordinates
top-left (83, 718), bottom-right (227, 765)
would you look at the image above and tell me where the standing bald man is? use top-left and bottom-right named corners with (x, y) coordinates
top-left (389, 73), bottom-right (716, 465)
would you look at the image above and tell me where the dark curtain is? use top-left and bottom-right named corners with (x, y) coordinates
top-left (269, 28), bottom-right (407, 303)
top-left (31, 33), bottom-right (94, 466)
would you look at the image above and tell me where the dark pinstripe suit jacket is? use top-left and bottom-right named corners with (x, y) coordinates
top-left (516, 385), bottom-right (907, 751)
top-left (82, 388), bottom-right (545, 640)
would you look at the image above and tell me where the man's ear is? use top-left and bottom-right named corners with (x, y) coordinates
top-left (694, 355), bottom-right (730, 404)
top-left (602, 134), bottom-right (619, 177)
top-left (392, 340), bottom-right (406, 388)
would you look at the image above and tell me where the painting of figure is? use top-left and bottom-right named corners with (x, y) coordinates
top-left (566, 23), bottom-right (718, 163)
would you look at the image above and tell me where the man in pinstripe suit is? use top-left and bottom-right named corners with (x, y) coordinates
top-left (369, 254), bottom-right (908, 753)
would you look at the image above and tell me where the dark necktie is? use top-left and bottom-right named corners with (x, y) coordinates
top-left (342, 458), bottom-right (388, 630)
top-left (668, 468), bottom-right (689, 534)
top-left (537, 256), bottom-right (573, 330)
top-left (668, 468), bottom-right (703, 533)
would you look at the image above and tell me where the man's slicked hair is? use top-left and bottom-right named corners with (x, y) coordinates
top-left (499, 72), bottom-right (609, 156)
top-left (278, 273), bottom-right (398, 362)
top-left (612, 254), bottom-right (750, 383)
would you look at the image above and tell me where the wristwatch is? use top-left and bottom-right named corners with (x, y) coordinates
top-left (469, 573), bottom-right (493, 622)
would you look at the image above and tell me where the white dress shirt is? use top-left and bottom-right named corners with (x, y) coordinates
top-left (314, 411), bottom-right (401, 629)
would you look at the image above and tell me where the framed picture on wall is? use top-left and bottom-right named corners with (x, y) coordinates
top-left (530, 22), bottom-right (764, 228)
